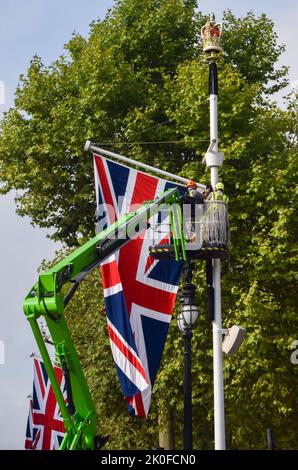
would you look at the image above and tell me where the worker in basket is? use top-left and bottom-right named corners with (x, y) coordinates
top-left (184, 180), bottom-right (213, 243)
top-left (209, 181), bottom-right (229, 203)
top-left (205, 181), bottom-right (229, 248)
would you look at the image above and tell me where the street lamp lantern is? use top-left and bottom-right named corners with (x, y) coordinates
top-left (177, 283), bottom-right (199, 333)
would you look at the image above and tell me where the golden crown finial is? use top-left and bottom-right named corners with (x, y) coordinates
top-left (201, 13), bottom-right (223, 60)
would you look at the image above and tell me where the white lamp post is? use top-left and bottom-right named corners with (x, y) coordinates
top-left (201, 14), bottom-right (226, 450)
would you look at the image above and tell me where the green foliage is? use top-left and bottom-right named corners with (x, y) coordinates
top-left (3, 0), bottom-right (298, 449)
top-left (222, 10), bottom-right (288, 93)
top-left (0, 0), bottom-right (202, 245)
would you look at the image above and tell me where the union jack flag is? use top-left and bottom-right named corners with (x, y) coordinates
top-left (94, 154), bottom-right (184, 417)
top-left (25, 357), bottom-right (66, 450)
top-left (25, 398), bottom-right (34, 450)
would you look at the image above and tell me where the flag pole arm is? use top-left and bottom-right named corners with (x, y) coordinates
top-left (84, 140), bottom-right (206, 190)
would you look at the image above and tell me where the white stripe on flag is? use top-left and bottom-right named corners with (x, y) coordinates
top-left (131, 303), bottom-right (172, 323)
top-left (103, 282), bottom-right (122, 298)
top-left (107, 319), bottom-right (149, 392)
top-left (129, 304), bottom-right (151, 415)
top-left (121, 169), bottom-right (137, 215)
top-left (102, 158), bottom-right (120, 219)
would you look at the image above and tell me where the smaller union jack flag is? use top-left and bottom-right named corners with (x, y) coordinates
top-left (25, 357), bottom-right (66, 450)
top-left (25, 398), bottom-right (34, 450)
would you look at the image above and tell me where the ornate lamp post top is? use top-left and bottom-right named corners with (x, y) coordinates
top-left (201, 13), bottom-right (223, 60)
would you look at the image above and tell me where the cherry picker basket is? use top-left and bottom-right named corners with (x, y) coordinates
top-left (149, 200), bottom-right (229, 261)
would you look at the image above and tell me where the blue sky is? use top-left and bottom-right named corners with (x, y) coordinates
top-left (0, 0), bottom-right (297, 449)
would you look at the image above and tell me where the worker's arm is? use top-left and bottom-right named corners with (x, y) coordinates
top-left (189, 189), bottom-right (205, 203)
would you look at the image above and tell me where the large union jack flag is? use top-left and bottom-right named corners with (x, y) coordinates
top-left (25, 357), bottom-right (66, 450)
top-left (94, 154), bottom-right (184, 417)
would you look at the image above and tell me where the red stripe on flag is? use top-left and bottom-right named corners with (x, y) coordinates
top-left (135, 392), bottom-right (146, 417)
top-left (119, 175), bottom-right (158, 313)
top-left (119, 238), bottom-right (176, 315)
top-left (126, 395), bottom-right (145, 418)
top-left (129, 172), bottom-right (158, 210)
top-left (54, 365), bottom-right (63, 383)
top-left (144, 255), bottom-right (155, 274)
top-left (25, 439), bottom-right (33, 450)
top-left (34, 358), bottom-right (45, 398)
top-left (101, 261), bottom-right (121, 289)
top-left (107, 324), bottom-right (148, 384)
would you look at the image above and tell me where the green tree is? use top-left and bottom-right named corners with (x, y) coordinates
top-left (0, 0), bottom-right (201, 245)
top-left (1, 0), bottom-right (298, 449)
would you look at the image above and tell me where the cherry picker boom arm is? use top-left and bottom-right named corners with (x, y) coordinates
top-left (23, 187), bottom-right (179, 450)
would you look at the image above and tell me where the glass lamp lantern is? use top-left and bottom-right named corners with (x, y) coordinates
top-left (177, 283), bottom-right (199, 334)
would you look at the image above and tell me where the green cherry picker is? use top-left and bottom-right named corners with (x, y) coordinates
top-left (23, 183), bottom-right (229, 450)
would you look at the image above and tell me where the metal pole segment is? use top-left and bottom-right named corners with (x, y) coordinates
top-left (267, 428), bottom-right (276, 450)
top-left (183, 332), bottom-right (192, 450)
top-left (209, 62), bottom-right (226, 450)
top-left (206, 260), bottom-right (214, 321)
top-left (213, 258), bottom-right (225, 449)
top-left (209, 62), bottom-right (218, 95)
top-left (85, 141), bottom-right (206, 190)
top-left (210, 96), bottom-right (218, 151)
